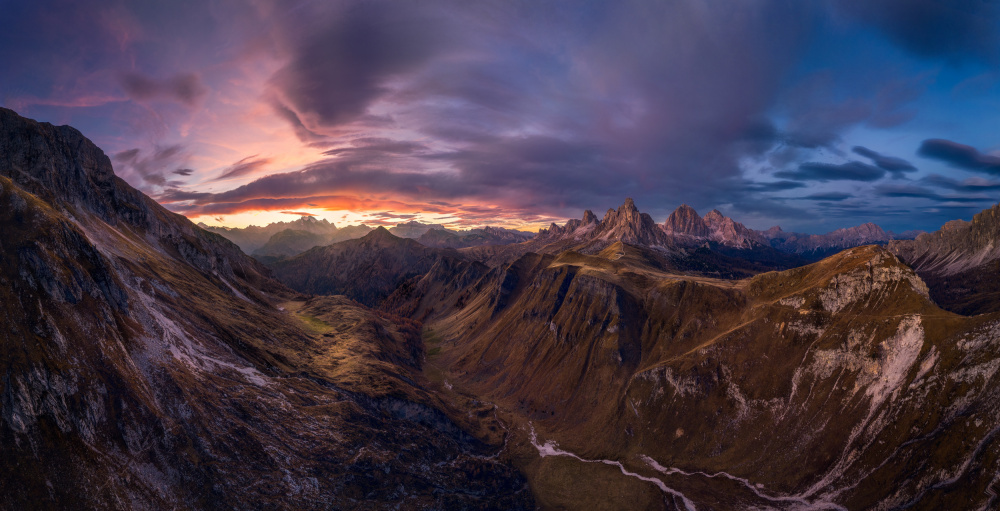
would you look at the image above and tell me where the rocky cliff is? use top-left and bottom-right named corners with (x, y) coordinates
top-left (889, 203), bottom-right (1000, 315)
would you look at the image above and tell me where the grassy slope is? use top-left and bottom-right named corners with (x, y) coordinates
top-left (416, 242), bottom-right (1000, 510)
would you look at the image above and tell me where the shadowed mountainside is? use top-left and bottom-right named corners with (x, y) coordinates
top-left (266, 226), bottom-right (467, 307)
top-left (0, 108), bottom-right (531, 509)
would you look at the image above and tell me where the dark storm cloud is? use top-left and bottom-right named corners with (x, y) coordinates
top-left (875, 183), bottom-right (992, 203)
top-left (268, 2), bottom-right (451, 133)
top-left (801, 192), bottom-right (852, 201)
top-left (247, 0), bottom-right (822, 220)
top-left (213, 155), bottom-right (272, 181)
top-left (120, 72), bottom-right (208, 106)
top-left (852, 146), bottom-right (917, 175)
top-left (918, 139), bottom-right (1000, 174)
top-left (775, 161), bottom-right (886, 182)
top-left (269, 99), bottom-right (326, 144)
top-left (922, 174), bottom-right (1000, 192)
top-left (740, 180), bottom-right (808, 193)
top-left (173, 168), bottom-right (194, 176)
top-left (833, 0), bottom-right (1000, 62)
top-left (875, 183), bottom-right (940, 199)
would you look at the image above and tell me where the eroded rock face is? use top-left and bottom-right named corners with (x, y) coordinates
top-left (889, 203), bottom-right (1000, 315)
top-left (890, 204), bottom-right (1000, 276)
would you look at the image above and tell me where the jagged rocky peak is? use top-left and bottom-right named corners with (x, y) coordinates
top-left (661, 204), bottom-right (762, 248)
top-left (292, 215), bottom-right (336, 229)
top-left (601, 197), bottom-right (640, 224)
top-left (535, 198), bottom-right (664, 246)
top-left (703, 209), bottom-right (725, 224)
top-left (594, 197), bottom-right (665, 245)
top-left (705, 210), bottom-right (762, 248)
top-left (663, 204), bottom-right (708, 237)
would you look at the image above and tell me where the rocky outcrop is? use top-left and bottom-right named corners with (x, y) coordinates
top-left (703, 209), bottom-right (766, 248)
top-left (536, 198), bottom-right (666, 248)
top-left (592, 198), bottom-right (668, 246)
top-left (887, 203), bottom-right (1000, 315)
top-left (661, 205), bottom-right (764, 248)
top-left (889, 204), bottom-right (1000, 276)
top-left (663, 204), bottom-right (709, 237)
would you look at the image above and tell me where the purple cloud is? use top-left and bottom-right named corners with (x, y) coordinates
top-left (918, 139), bottom-right (1000, 174)
top-left (120, 72), bottom-right (208, 106)
top-left (776, 161), bottom-right (886, 182)
top-left (213, 155), bottom-right (272, 181)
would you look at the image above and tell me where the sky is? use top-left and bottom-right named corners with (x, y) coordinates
top-left (2, 0), bottom-right (999, 234)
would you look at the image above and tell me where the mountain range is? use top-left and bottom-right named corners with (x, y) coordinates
top-left (6, 108), bottom-right (1000, 509)
top-left (205, 218), bottom-right (533, 261)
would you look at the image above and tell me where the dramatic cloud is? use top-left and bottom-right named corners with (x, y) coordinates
top-left (268, 2), bottom-right (451, 134)
top-left (875, 183), bottom-right (992, 203)
top-left (918, 139), bottom-right (1000, 174)
top-left (801, 192), bottom-right (852, 201)
top-left (775, 161), bottom-right (886, 182)
top-left (279, 211), bottom-right (316, 216)
top-left (922, 174), bottom-right (1000, 192)
top-left (5, 0), bottom-right (1000, 232)
top-left (874, 183), bottom-right (940, 199)
top-left (741, 180), bottom-right (809, 193)
top-left (213, 155), bottom-right (273, 181)
top-left (852, 146), bottom-right (917, 176)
